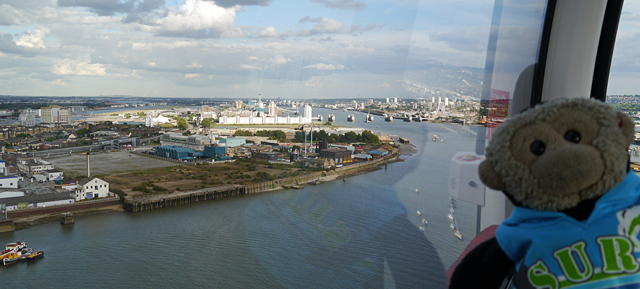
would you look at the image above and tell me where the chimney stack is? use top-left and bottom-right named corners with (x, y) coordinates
top-left (87, 153), bottom-right (90, 178)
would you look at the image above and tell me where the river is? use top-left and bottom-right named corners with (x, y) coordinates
top-left (0, 107), bottom-right (482, 288)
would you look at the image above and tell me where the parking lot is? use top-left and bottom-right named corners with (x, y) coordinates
top-left (47, 148), bottom-right (178, 177)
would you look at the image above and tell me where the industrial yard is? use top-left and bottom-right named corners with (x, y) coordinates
top-left (46, 148), bottom-right (177, 178)
top-left (103, 160), bottom-right (324, 198)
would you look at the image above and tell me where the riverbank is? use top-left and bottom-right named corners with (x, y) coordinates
top-left (11, 204), bottom-right (124, 231)
top-left (5, 145), bottom-right (407, 230)
top-left (122, 147), bottom-right (402, 213)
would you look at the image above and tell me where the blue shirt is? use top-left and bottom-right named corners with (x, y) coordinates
top-left (496, 172), bottom-right (640, 288)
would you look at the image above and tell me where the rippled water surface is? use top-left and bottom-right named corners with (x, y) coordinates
top-left (1, 108), bottom-right (482, 289)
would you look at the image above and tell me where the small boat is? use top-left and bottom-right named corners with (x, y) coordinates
top-left (1, 241), bottom-right (27, 260)
top-left (448, 214), bottom-right (454, 221)
top-left (2, 251), bottom-right (22, 266)
top-left (419, 225), bottom-right (425, 232)
top-left (20, 251), bottom-right (44, 262)
top-left (415, 188), bottom-right (419, 193)
top-left (5, 241), bottom-right (27, 252)
top-left (422, 218), bottom-right (427, 225)
top-left (452, 215), bottom-right (462, 240)
top-left (417, 210), bottom-right (421, 216)
top-left (450, 207), bottom-right (455, 214)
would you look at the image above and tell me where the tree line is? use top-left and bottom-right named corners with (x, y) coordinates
top-left (234, 129), bottom-right (380, 144)
top-left (295, 130), bottom-right (379, 144)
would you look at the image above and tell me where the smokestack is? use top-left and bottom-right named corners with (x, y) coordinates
top-left (87, 153), bottom-right (90, 178)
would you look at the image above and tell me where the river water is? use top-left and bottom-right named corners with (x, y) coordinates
top-left (1, 108), bottom-right (482, 288)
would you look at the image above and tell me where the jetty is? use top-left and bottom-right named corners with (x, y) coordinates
top-left (60, 212), bottom-right (75, 225)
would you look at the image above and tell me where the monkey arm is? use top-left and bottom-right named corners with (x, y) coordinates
top-left (449, 237), bottom-right (514, 289)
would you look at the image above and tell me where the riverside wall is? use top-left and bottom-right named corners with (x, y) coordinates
top-left (123, 148), bottom-right (400, 213)
top-left (7, 198), bottom-right (121, 218)
top-left (0, 220), bottom-right (14, 233)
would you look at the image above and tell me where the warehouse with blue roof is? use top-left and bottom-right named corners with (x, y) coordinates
top-left (157, 146), bottom-right (194, 160)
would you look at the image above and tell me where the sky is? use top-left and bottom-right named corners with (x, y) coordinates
top-left (0, 0), bottom-right (638, 98)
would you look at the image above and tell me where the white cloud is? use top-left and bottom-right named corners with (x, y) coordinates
top-left (16, 29), bottom-right (48, 49)
top-left (296, 17), bottom-right (348, 36)
top-left (131, 41), bottom-right (197, 51)
top-left (247, 56), bottom-right (258, 60)
top-left (186, 62), bottom-right (202, 68)
top-left (381, 82), bottom-right (390, 87)
top-left (146, 62), bottom-right (157, 67)
top-left (184, 73), bottom-right (201, 78)
top-left (0, 4), bottom-right (28, 25)
top-left (241, 64), bottom-right (261, 69)
top-left (51, 59), bottom-right (108, 76)
top-left (50, 79), bottom-right (68, 86)
top-left (272, 55), bottom-right (289, 64)
top-left (137, 0), bottom-right (242, 38)
top-left (260, 26), bottom-right (279, 37)
top-left (346, 43), bottom-right (375, 53)
top-left (303, 63), bottom-right (345, 70)
top-left (304, 76), bottom-right (328, 87)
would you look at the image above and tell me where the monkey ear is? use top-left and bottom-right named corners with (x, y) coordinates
top-left (616, 111), bottom-right (635, 146)
top-left (478, 160), bottom-right (506, 191)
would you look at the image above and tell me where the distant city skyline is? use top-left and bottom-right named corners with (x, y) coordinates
top-left (0, 1), bottom-right (639, 98)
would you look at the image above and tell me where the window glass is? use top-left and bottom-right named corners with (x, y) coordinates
top-left (608, 1), bottom-right (640, 167)
top-left (0, 0), bottom-right (551, 288)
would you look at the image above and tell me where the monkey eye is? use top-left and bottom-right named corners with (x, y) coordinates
top-left (564, 130), bottom-right (581, 143)
top-left (530, 140), bottom-right (546, 156)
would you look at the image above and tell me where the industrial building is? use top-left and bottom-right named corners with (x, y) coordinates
top-left (17, 159), bottom-right (54, 176)
top-left (156, 146), bottom-right (195, 160)
top-left (218, 105), bottom-right (314, 125)
top-left (0, 176), bottom-right (20, 189)
top-left (319, 148), bottom-right (352, 164)
top-left (76, 177), bottom-right (110, 201)
top-left (97, 137), bottom-right (141, 151)
top-left (251, 151), bottom-right (284, 162)
top-left (18, 108), bottom-right (37, 127)
top-left (368, 149), bottom-right (389, 157)
top-left (160, 132), bottom-right (213, 150)
top-left (1, 192), bottom-right (75, 211)
top-left (44, 169), bottom-right (64, 182)
top-left (203, 146), bottom-right (227, 158)
top-left (40, 105), bottom-right (71, 124)
top-left (219, 137), bottom-right (246, 147)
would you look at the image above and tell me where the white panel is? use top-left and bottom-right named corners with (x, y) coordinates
top-left (448, 152), bottom-right (485, 206)
top-left (480, 188), bottom-right (511, 231)
top-left (542, 0), bottom-right (607, 101)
